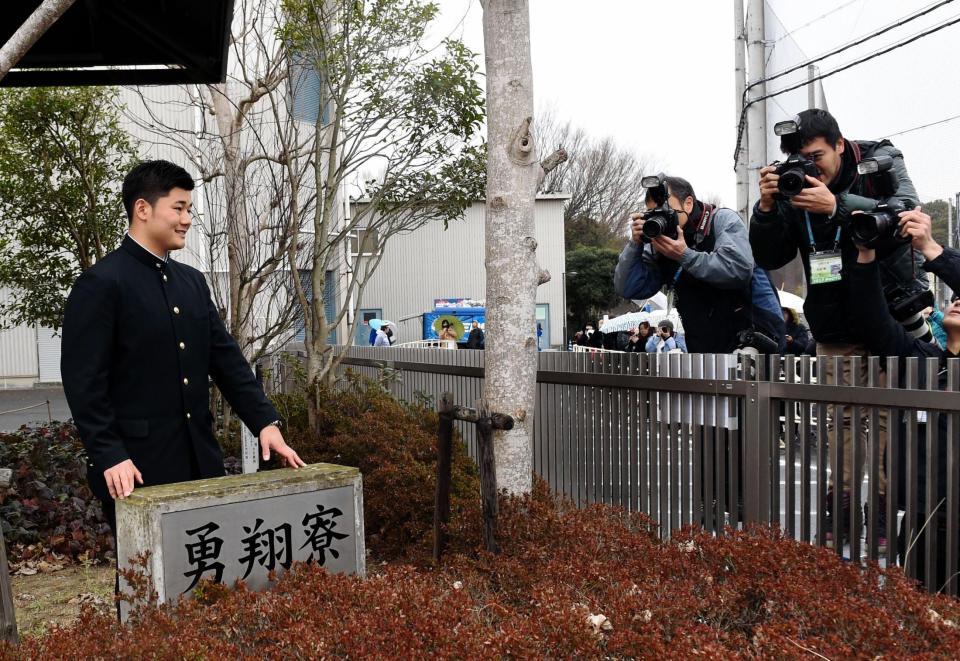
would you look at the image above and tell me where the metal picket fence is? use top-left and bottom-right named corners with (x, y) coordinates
top-left (323, 345), bottom-right (960, 595)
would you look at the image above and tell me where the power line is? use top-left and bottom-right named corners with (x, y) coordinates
top-left (774, 0), bottom-right (862, 44)
top-left (748, 0), bottom-right (955, 92)
top-left (733, 11), bottom-right (960, 166)
top-left (882, 112), bottom-right (960, 138)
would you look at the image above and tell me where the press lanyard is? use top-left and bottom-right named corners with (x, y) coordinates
top-left (805, 211), bottom-right (841, 251)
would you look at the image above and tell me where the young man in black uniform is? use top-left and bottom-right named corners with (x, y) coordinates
top-left (62, 160), bottom-right (305, 535)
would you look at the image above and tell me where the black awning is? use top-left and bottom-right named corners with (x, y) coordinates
top-left (1, 0), bottom-right (235, 87)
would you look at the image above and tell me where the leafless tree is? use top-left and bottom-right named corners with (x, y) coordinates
top-left (281, 0), bottom-right (486, 426)
top-left (537, 109), bottom-right (658, 238)
top-left (124, 0), bottom-right (313, 367)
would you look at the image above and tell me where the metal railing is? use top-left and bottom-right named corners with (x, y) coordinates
top-left (329, 345), bottom-right (960, 595)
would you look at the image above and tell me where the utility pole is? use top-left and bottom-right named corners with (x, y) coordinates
top-left (745, 0), bottom-right (767, 213)
top-left (734, 0), bottom-right (749, 221)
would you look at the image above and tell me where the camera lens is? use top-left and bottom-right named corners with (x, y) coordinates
top-left (852, 210), bottom-right (896, 247)
top-left (642, 215), bottom-right (666, 238)
top-left (778, 168), bottom-right (806, 197)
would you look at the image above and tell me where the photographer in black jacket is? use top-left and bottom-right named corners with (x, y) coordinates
top-left (848, 207), bottom-right (960, 590)
top-left (750, 108), bottom-right (929, 549)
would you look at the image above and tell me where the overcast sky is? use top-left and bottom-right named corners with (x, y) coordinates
top-left (432, 0), bottom-right (960, 208)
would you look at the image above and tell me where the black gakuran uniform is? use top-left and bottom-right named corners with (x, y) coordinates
top-left (61, 236), bottom-right (279, 528)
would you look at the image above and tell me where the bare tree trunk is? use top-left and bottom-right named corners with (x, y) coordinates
top-left (482, 0), bottom-right (565, 495)
top-left (0, 0), bottom-right (76, 82)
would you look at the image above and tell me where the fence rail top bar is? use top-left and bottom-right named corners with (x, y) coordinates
top-left (337, 355), bottom-right (960, 411)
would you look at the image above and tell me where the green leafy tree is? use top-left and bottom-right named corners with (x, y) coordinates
top-left (0, 86), bottom-right (136, 329)
top-left (923, 198), bottom-right (956, 247)
top-left (565, 245), bottom-right (621, 335)
top-left (280, 0), bottom-right (486, 425)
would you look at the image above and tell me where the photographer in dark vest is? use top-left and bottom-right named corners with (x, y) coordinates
top-left (614, 174), bottom-right (784, 355)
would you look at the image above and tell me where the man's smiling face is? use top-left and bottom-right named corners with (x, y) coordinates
top-left (134, 187), bottom-right (193, 252)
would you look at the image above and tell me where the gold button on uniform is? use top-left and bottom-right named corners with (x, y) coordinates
top-left (183, 378), bottom-right (189, 385)
top-left (179, 342), bottom-right (185, 350)
top-left (173, 306), bottom-right (180, 315)
top-left (186, 413), bottom-right (191, 419)
top-left (163, 274), bottom-right (168, 282)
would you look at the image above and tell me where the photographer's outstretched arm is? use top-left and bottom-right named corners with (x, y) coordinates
top-left (680, 212), bottom-right (754, 289)
top-left (749, 202), bottom-right (800, 270)
top-left (850, 247), bottom-right (914, 359)
top-left (614, 241), bottom-right (662, 300)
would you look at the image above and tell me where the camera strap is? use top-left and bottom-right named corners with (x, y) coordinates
top-left (804, 211), bottom-right (841, 252)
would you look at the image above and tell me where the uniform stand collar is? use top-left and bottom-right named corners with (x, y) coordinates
top-left (122, 234), bottom-right (169, 270)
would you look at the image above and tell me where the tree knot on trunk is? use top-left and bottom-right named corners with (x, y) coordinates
top-left (490, 196), bottom-right (507, 211)
top-left (523, 236), bottom-right (537, 251)
top-left (508, 116), bottom-right (537, 166)
top-left (537, 268), bottom-right (551, 285)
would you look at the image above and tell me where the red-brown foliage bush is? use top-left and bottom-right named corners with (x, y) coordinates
top-left (279, 374), bottom-right (480, 560)
top-left (9, 479), bottom-right (960, 659)
top-left (0, 423), bottom-right (112, 564)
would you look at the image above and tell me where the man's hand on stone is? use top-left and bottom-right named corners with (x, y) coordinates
top-left (651, 230), bottom-right (687, 262)
top-left (899, 205), bottom-right (943, 262)
top-left (104, 459), bottom-right (143, 500)
top-left (790, 176), bottom-right (837, 216)
top-left (260, 425), bottom-right (307, 468)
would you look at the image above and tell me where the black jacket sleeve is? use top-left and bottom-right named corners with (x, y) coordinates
top-left (749, 201), bottom-right (801, 270)
top-left (923, 246), bottom-right (960, 293)
top-left (61, 269), bottom-right (130, 472)
top-left (847, 260), bottom-right (921, 360)
top-left (202, 277), bottom-right (279, 435)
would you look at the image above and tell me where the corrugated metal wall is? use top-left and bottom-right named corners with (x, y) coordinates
top-left (36, 328), bottom-right (62, 383)
top-left (0, 288), bottom-right (38, 379)
top-left (351, 197), bottom-right (568, 347)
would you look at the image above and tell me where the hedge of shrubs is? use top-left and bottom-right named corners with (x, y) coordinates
top-left (6, 480), bottom-right (960, 658)
top-left (0, 376), bottom-right (478, 565)
top-left (0, 423), bottom-right (113, 566)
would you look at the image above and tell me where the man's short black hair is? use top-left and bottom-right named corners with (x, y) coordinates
top-left (781, 108), bottom-right (842, 154)
top-left (645, 176), bottom-right (696, 205)
top-left (122, 160), bottom-right (195, 223)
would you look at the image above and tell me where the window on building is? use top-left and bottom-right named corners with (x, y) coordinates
top-left (294, 269), bottom-right (337, 344)
top-left (349, 228), bottom-right (381, 257)
top-left (290, 56), bottom-right (331, 125)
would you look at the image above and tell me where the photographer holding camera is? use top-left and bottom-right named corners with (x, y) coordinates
top-left (614, 174), bottom-right (785, 354)
top-left (750, 108), bottom-right (930, 549)
top-left (848, 208), bottom-right (959, 589)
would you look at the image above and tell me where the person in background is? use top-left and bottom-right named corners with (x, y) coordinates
top-left (646, 320), bottom-right (682, 353)
top-left (467, 321), bottom-right (485, 349)
top-left (625, 325), bottom-right (645, 352)
top-left (782, 307), bottom-right (811, 355)
top-left (368, 321), bottom-right (377, 346)
top-left (374, 324), bottom-right (391, 347)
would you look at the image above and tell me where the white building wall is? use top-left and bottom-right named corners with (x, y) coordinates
top-left (350, 196), bottom-right (569, 347)
top-left (0, 288), bottom-right (38, 383)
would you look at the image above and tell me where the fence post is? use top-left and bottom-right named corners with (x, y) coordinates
top-left (433, 393), bottom-right (455, 561)
top-left (742, 379), bottom-right (773, 524)
top-left (0, 468), bottom-right (18, 645)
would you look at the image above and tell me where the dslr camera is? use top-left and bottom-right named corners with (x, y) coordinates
top-left (849, 155), bottom-right (909, 249)
top-left (770, 120), bottom-right (820, 198)
top-left (735, 328), bottom-right (780, 356)
top-left (639, 173), bottom-right (679, 241)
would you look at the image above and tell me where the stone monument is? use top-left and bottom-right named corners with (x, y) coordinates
top-left (116, 463), bottom-right (364, 619)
